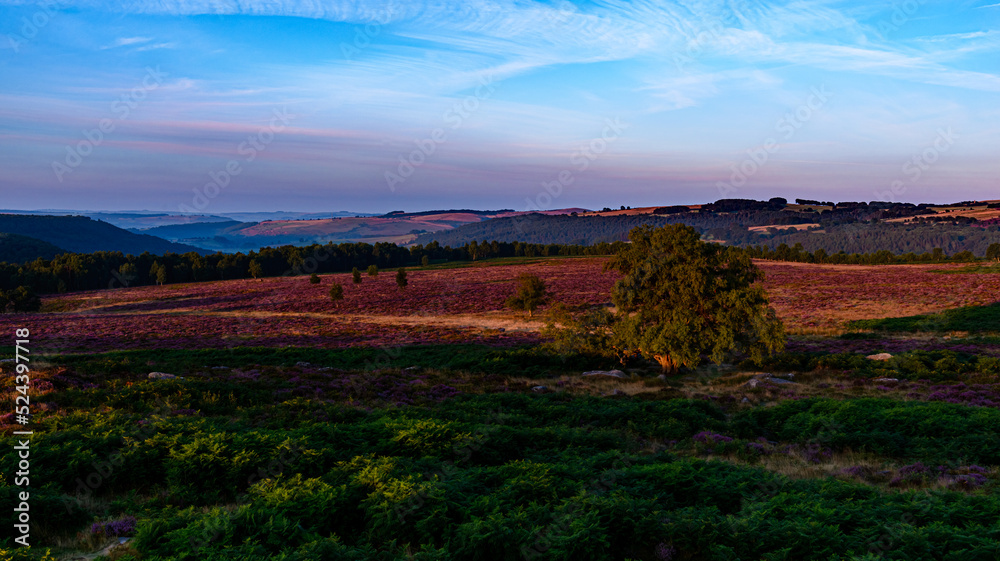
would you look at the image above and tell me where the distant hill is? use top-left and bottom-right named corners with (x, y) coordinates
top-left (413, 214), bottom-right (674, 246)
top-left (138, 210), bottom-right (519, 252)
top-left (0, 214), bottom-right (210, 256)
top-left (133, 220), bottom-right (252, 239)
top-left (0, 233), bottom-right (67, 263)
top-left (414, 202), bottom-right (1000, 257)
top-left (87, 212), bottom-right (233, 230)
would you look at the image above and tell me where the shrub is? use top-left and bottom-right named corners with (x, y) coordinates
top-left (505, 273), bottom-right (549, 318)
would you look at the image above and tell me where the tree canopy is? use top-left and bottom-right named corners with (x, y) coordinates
top-left (505, 273), bottom-right (549, 318)
top-left (605, 224), bottom-right (785, 373)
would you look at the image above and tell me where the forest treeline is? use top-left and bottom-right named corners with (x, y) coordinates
top-left (413, 204), bottom-right (1000, 255)
top-left (1, 233), bottom-right (998, 308)
top-left (0, 239), bottom-right (628, 297)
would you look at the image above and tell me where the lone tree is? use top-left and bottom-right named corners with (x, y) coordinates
top-left (988, 243), bottom-right (1000, 263)
top-left (367, 264), bottom-right (379, 277)
top-left (309, 273), bottom-right (321, 284)
top-left (352, 267), bottom-right (362, 284)
top-left (329, 283), bottom-right (344, 304)
top-left (506, 273), bottom-right (549, 318)
top-left (248, 260), bottom-right (263, 280)
top-left (396, 267), bottom-right (408, 288)
top-left (605, 224), bottom-right (784, 373)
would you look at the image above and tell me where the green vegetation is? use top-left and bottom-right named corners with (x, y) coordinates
top-left (47, 344), bottom-right (607, 378)
top-left (0, 238), bottom-right (623, 295)
top-left (309, 273), bottom-right (321, 284)
top-left (6, 352), bottom-right (1000, 560)
top-left (352, 267), bottom-right (362, 284)
top-left (367, 264), bottom-right (379, 277)
top-left (604, 224), bottom-right (784, 373)
top-left (0, 285), bottom-right (41, 313)
top-left (754, 349), bottom-right (1000, 382)
top-left (505, 273), bottom-right (549, 318)
top-left (849, 303), bottom-right (1000, 334)
top-left (395, 267), bottom-right (407, 289)
top-left (329, 283), bottom-right (344, 303)
top-left (0, 213), bottom-right (203, 256)
top-left (0, 233), bottom-right (65, 263)
top-left (248, 260), bottom-right (263, 279)
top-left (988, 243), bottom-right (1000, 262)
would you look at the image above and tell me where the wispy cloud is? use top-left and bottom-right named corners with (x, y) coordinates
top-left (102, 36), bottom-right (152, 49)
top-left (135, 42), bottom-right (175, 51)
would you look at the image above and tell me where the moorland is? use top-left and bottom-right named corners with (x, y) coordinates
top-left (1, 200), bottom-right (1000, 560)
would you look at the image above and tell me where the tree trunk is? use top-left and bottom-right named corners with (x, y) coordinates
top-left (655, 354), bottom-right (677, 374)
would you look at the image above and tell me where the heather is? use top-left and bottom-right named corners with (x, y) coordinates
top-left (2, 253), bottom-right (1000, 560)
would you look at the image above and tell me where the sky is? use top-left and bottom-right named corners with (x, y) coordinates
top-left (0, 0), bottom-right (997, 214)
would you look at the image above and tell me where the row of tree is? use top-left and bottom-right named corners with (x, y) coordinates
top-left (742, 242), bottom-right (1000, 265)
top-left (0, 240), bottom-right (626, 296)
top-left (0, 232), bottom-right (996, 313)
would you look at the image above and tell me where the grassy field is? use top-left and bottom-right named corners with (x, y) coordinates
top-left (2, 257), bottom-right (1000, 560)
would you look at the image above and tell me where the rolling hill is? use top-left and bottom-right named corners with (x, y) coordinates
top-left (0, 232), bottom-right (67, 263)
top-left (136, 209), bottom-right (553, 252)
top-left (0, 214), bottom-right (209, 257)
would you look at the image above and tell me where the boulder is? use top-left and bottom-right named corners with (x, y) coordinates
top-left (531, 385), bottom-right (548, 393)
top-left (148, 372), bottom-right (176, 380)
top-left (744, 377), bottom-right (796, 388)
top-left (866, 353), bottom-right (893, 361)
top-left (581, 369), bottom-right (627, 379)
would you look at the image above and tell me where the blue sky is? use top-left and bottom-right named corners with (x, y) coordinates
top-left (1, 0), bottom-right (997, 213)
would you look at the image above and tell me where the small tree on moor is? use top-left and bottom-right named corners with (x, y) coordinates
top-left (506, 273), bottom-right (549, 318)
top-left (606, 224), bottom-right (784, 373)
top-left (352, 267), bottom-right (362, 284)
top-left (396, 267), bottom-right (408, 289)
top-left (367, 264), bottom-right (379, 277)
top-left (988, 243), bottom-right (1000, 263)
top-left (329, 283), bottom-right (344, 304)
